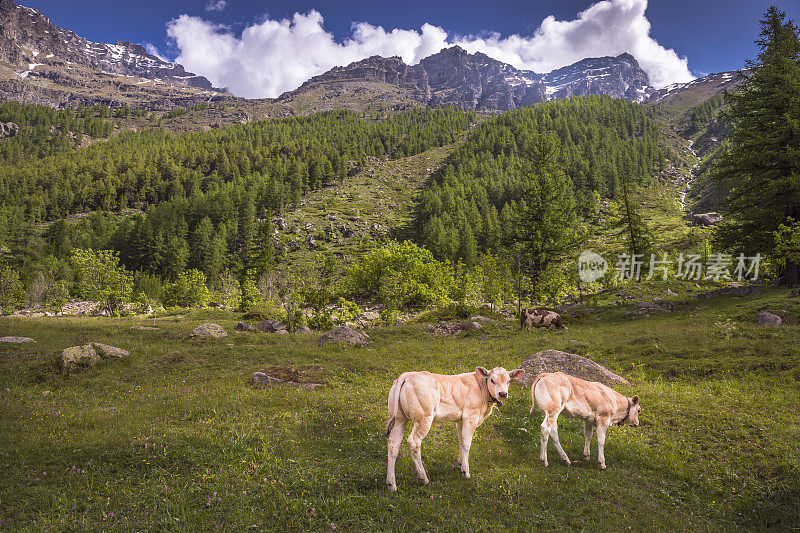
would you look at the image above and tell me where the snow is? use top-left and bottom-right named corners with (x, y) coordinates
top-left (18, 71), bottom-right (31, 79)
top-left (45, 54), bottom-right (54, 58)
top-left (32, 51), bottom-right (39, 57)
top-left (28, 63), bottom-right (44, 70)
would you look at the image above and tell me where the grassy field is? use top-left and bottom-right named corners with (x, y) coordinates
top-left (1, 286), bottom-right (799, 531)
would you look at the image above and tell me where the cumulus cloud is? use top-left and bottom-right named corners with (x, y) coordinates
top-left (167, 0), bottom-right (693, 98)
top-left (144, 43), bottom-right (168, 62)
top-left (205, 0), bottom-right (227, 13)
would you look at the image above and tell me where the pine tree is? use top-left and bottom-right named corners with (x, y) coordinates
top-left (506, 133), bottom-right (583, 307)
top-left (713, 7), bottom-right (800, 285)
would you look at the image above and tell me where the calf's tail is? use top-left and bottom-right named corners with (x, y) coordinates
top-left (385, 375), bottom-right (406, 437)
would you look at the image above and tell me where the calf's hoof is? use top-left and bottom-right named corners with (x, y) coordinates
top-left (583, 454), bottom-right (591, 461)
top-left (461, 470), bottom-right (471, 479)
top-left (541, 459), bottom-right (548, 467)
top-left (564, 458), bottom-right (572, 466)
top-left (599, 463), bottom-right (606, 470)
top-left (387, 482), bottom-right (397, 492)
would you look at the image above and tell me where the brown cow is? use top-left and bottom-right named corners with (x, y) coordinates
top-left (520, 308), bottom-right (566, 331)
top-left (530, 372), bottom-right (641, 469)
top-left (385, 366), bottom-right (525, 491)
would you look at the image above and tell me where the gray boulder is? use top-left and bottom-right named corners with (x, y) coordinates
top-left (235, 321), bottom-right (259, 332)
top-left (518, 349), bottom-right (629, 388)
top-left (60, 345), bottom-right (101, 373)
top-left (191, 323), bottom-right (228, 338)
top-left (297, 326), bottom-right (313, 334)
top-left (0, 336), bottom-right (35, 343)
top-left (130, 325), bottom-right (160, 331)
top-left (317, 326), bottom-right (369, 347)
top-left (91, 343), bottom-right (129, 358)
top-left (256, 320), bottom-right (288, 333)
top-left (253, 371), bottom-right (283, 385)
top-left (755, 311), bottom-right (783, 326)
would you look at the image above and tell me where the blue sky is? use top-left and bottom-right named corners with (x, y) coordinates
top-left (20, 0), bottom-right (800, 97)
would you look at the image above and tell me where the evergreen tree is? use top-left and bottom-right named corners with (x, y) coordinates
top-left (505, 134), bottom-right (584, 309)
top-left (713, 7), bottom-right (800, 285)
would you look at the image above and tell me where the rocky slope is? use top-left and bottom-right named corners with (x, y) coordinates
top-left (279, 46), bottom-right (654, 113)
top-left (0, 0), bottom-right (228, 108)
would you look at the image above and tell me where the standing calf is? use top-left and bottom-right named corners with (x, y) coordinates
top-left (520, 308), bottom-right (567, 331)
top-left (531, 372), bottom-right (640, 469)
top-left (386, 366), bottom-right (524, 491)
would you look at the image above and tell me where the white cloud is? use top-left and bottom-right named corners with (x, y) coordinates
top-left (205, 0), bottom-right (227, 13)
top-left (167, 0), bottom-right (693, 99)
top-left (144, 43), bottom-right (168, 62)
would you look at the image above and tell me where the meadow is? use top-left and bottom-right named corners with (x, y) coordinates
top-left (1, 286), bottom-right (798, 531)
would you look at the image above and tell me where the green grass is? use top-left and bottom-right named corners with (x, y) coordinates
top-left (1, 287), bottom-right (799, 530)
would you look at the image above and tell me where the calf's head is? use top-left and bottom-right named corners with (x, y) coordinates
top-left (623, 395), bottom-right (642, 427)
top-left (476, 366), bottom-right (525, 405)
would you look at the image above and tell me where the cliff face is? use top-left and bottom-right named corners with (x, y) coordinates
top-left (0, 0), bottom-right (216, 89)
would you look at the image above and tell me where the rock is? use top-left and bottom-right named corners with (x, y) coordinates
top-left (253, 371), bottom-right (283, 386)
top-left (317, 326), bottom-right (369, 347)
top-left (517, 349), bottom-right (629, 388)
top-left (0, 336), bottom-right (35, 343)
top-left (0, 122), bottom-right (19, 140)
top-left (256, 320), bottom-right (288, 333)
top-left (271, 217), bottom-right (288, 230)
top-left (60, 345), bottom-right (101, 373)
top-left (297, 326), bottom-right (313, 334)
top-left (690, 212), bottom-right (723, 226)
top-left (665, 289), bottom-right (677, 296)
top-left (359, 311), bottom-right (380, 321)
top-left (425, 320), bottom-right (484, 335)
top-left (755, 311), bottom-right (783, 326)
top-left (235, 321), bottom-right (259, 332)
top-left (91, 343), bottom-right (128, 358)
top-left (190, 323), bottom-right (228, 338)
top-left (130, 325), bottom-right (160, 331)
top-left (275, 329), bottom-right (288, 335)
top-left (468, 315), bottom-right (497, 325)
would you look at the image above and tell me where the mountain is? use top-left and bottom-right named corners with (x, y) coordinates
top-left (278, 46), bottom-right (653, 114)
top-left (0, 0), bottom-right (229, 108)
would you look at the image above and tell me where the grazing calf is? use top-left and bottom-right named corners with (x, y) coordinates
top-left (385, 366), bottom-right (524, 491)
top-left (520, 308), bottom-right (567, 331)
top-left (530, 372), bottom-right (640, 469)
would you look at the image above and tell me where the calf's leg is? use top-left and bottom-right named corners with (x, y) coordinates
top-left (548, 415), bottom-right (571, 465)
top-left (408, 416), bottom-right (434, 484)
top-left (457, 420), bottom-right (477, 478)
top-left (386, 416), bottom-right (407, 491)
top-left (596, 422), bottom-right (608, 470)
top-left (583, 420), bottom-right (594, 461)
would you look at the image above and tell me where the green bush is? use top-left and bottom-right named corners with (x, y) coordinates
top-left (0, 266), bottom-right (25, 311)
top-left (71, 248), bottom-right (133, 314)
top-left (162, 269), bottom-right (210, 308)
top-left (345, 241), bottom-right (454, 309)
top-left (238, 276), bottom-right (260, 311)
top-left (308, 310), bottom-right (334, 331)
top-left (241, 301), bottom-right (286, 321)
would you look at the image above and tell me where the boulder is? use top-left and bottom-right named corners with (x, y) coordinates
top-left (517, 349), bottom-right (629, 388)
top-left (235, 321), bottom-right (259, 332)
top-left (190, 323), bottom-right (228, 338)
top-left (297, 326), bottom-right (313, 334)
top-left (130, 325), bottom-right (160, 331)
top-left (317, 326), bottom-right (369, 347)
top-left (60, 345), bottom-right (101, 373)
top-left (0, 336), bottom-right (35, 343)
top-left (253, 371), bottom-right (283, 385)
top-left (256, 320), bottom-right (288, 333)
top-left (91, 343), bottom-right (128, 358)
top-left (359, 310), bottom-right (380, 321)
top-left (755, 311), bottom-right (783, 326)
top-left (468, 315), bottom-right (497, 326)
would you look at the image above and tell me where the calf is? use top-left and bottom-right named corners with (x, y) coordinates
top-left (530, 372), bottom-right (640, 469)
top-left (385, 366), bottom-right (524, 491)
top-left (520, 308), bottom-right (566, 331)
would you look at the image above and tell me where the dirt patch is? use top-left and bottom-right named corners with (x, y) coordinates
top-left (254, 365), bottom-right (325, 389)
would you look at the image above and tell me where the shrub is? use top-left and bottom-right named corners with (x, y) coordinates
top-left (345, 241), bottom-right (454, 309)
top-left (308, 310), bottom-right (334, 331)
top-left (71, 249), bottom-right (133, 314)
top-left (242, 301), bottom-right (286, 321)
top-left (0, 266), bottom-right (24, 311)
top-left (213, 271), bottom-right (240, 308)
top-left (238, 276), bottom-right (261, 311)
top-left (162, 269), bottom-right (210, 308)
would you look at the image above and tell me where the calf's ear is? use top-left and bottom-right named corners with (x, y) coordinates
top-left (475, 366), bottom-right (490, 377)
top-left (510, 369), bottom-right (525, 380)
top-left (631, 395), bottom-right (639, 404)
